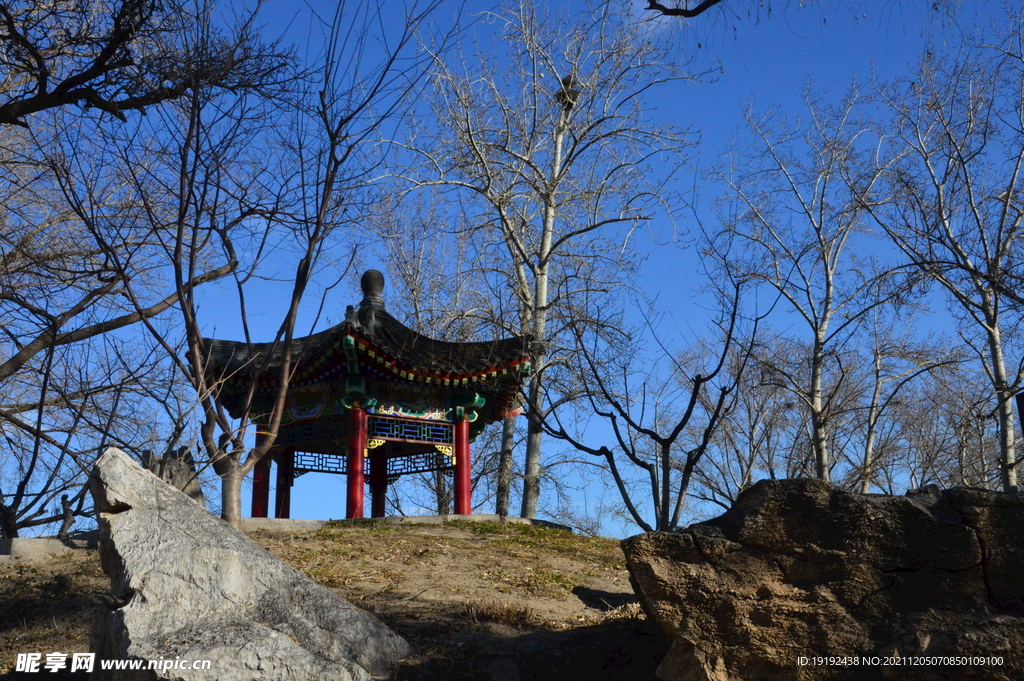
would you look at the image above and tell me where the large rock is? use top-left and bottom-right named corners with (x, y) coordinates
top-left (622, 479), bottom-right (1024, 681)
top-left (90, 448), bottom-right (411, 680)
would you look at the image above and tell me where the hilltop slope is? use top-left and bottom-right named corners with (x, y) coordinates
top-left (1, 521), bottom-right (665, 680)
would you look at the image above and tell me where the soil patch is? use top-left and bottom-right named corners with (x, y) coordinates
top-left (0, 551), bottom-right (108, 678)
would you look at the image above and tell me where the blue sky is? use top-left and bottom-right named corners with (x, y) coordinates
top-left (7, 1), bottom-right (1015, 540)
top-left (641, 0), bottom-right (987, 280)
top-left (224, 1), bottom-right (1006, 535)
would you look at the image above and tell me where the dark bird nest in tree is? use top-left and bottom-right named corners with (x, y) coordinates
top-left (556, 75), bottom-right (581, 111)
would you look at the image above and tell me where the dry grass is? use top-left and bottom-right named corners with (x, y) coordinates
top-left (0, 552), bottom-right (108, 673)
top-left (463, 600), bottom-right (540, 628)
top-left (249, 520), bottom-right (662, 679)
top-left (0, 521), bottom-right (664, 680)
top-left (600, 601), bottom-right (646, 622)
top-left (256, 520), bottom-right (629, 608)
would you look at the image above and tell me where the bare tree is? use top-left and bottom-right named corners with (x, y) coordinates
top-left (644, 0), bottom-right (724, 18)
top-left (369, 193), bottom-right (508, 514)
top-left (711, 86), bottom-right (905, 482)
top-left (838, 303), bottom-right (959, 493)
top-left (890, 364), bottom-right (1002, 491)
top-left (0, 117), bottom-right (246, 390)
top-left (642, 0), bottom-right (957, 21)
top-left (0, 328), bottom-right (188, 539)
top-left (690, 334), bottom-right (802, 511)
top-left (0, 0), bottom-right (292, 390)
top-left (544, 282), bottom-right (753, 532)
top-left (0, 0), bottom-right (294, 537)
top-left (691, 298), bottom-right (959, 504)
top-left (402, 0), bottom-right (693, 518)
top-left (0, 122), bottom-right (208, 539)
top-left (108, 0), bottom-right (446, 527)
top-left (863, 34), bottom-right (1024, 492)
top-left (0, 0), bottom-right (288, 127)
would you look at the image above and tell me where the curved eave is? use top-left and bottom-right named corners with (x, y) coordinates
top-left (202, 310), bottom-right (533, 389)
top-left (347, 331), bottom-right (532, 387)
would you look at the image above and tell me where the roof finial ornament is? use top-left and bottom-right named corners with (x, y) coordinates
top-left (358, 269), bottom-right (385, 331)
top-left (360, 270), bottom-right (386, 311)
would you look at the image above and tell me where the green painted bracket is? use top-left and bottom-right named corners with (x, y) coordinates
top-left (453, 392), bottom-right (486, 409)
top-left (454, 406), bottom-right (478, 422)
top-left (343, 335), bottom-right (359, 374)
top-left (341, 376), bottom-right (377, 410)
top-left (341, 396), bottom-right (378, 410)
top-left (345, 376), bottom-right (367, 398)
top-left (453, 392), bottom-right (485, 423)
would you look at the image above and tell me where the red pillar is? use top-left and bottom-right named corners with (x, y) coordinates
top-left (251, 432), bottom-right (271, 518)
top-left (370, 447), bottom-right (388, 518)
top-left (275, 449), bottom-right (293, 519)
top-left (454, 417), bottom-right (472, 515)
top-left (346, 406), bottom-right (367, 519)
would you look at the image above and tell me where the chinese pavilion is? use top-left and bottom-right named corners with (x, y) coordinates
top-left (203, 270), bottom-right (533, 519)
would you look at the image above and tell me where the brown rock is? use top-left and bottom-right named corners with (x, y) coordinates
top-left (622, 479), bottom-right (1024, 681)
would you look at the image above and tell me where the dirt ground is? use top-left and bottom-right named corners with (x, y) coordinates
top-left (0, 521), bottom-right (666, 680)
top-left (0, 551), bottom-right (109, 677)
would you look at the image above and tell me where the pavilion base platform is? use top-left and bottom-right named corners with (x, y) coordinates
top-left (240, 515), bottom-right (573, 534)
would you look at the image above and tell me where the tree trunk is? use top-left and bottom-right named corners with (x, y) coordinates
top-left (988, 323), bottom-right (1017, 492)
top-left (0, 506), bottom-right (18, 540)
top-left (434, 469), bottom-right (450, 515)
top-left (860, 423), bottom-right (877, 495)
top-left (57, 494), bottom-right (75, 541)
top-left (860, 361), bottom-right (882, 494)
top-left (810, 336), bottom-right (830, 482)
top-left (659, 442), bottom-right (671, 530)
top-left (220, 466), bottom-right (244, 528)
top-left (520, 376), bottom-right (544, 519)
top-left (496, 416), bottom-right (515, 516)
top-left (519, 117), bottom-right (563, 520)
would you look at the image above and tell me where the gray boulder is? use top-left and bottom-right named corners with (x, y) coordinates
top-left (90, 447), bottom-right (411, 680)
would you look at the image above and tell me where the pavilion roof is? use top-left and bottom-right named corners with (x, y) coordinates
top-left (201, 270), bottom-right (532, 389)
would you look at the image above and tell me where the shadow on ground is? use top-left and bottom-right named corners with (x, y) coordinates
top-left (388, 604), bottom-right (667, 681)
top-left (570, 585), bottom-right (640, 611)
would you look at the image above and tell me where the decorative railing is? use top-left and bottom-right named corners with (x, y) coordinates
top-left (293, 447), bottom-right (454, 479)
top-left (367, 414), bottom-right (453, 444)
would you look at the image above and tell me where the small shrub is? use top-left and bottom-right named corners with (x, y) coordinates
top-left (599, 601), bottom-right (646, 622)
top-left (464, 600), bottom-right (539, 628)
